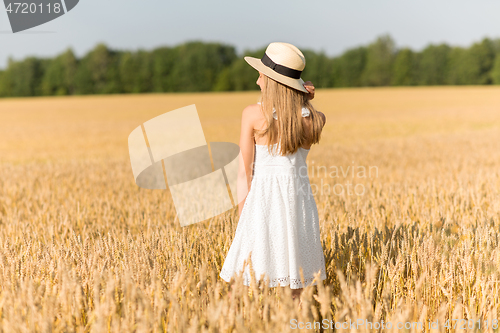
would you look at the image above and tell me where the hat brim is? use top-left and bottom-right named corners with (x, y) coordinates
top-left (244, 56), bottom-right (309, 93)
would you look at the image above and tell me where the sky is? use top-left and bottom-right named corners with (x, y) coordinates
top-left (1, 0), bottom-right (500, 69)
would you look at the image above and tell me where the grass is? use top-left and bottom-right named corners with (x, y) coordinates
top-left (0, 86), bottom-right (500, 332)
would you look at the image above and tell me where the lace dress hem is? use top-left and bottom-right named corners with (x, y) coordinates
top-left (219, 266), bottom-right (327, 289)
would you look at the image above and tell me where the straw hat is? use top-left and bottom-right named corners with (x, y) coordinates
top-left (244, 42), bottom-right (308, 93)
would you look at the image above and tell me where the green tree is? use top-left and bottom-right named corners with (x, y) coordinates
top-left (361, 35), bottom-right (396, 86)
top-left (0, 70), bottom-right (4, 97)
top-left (118, 51), bottom-right (137, 93)
top-left (300, 50), bottom-right (334, 88)
top-left (151, 47), bottom-right (177, 92)
top-left (0, 57), bottom-right (46, 97)
top-left (75, 43), bottom-right (120, 94)
top-left (170, 41), bottom-right (236, 92)
top-left (41, 48), bottom-right (77, 95)
top-left (417, 44), bottom-right (451, 85)
top-left (467, 38), bottom-right (496, 84)
top-left (119, 51), bottom-right (153, 93)
top-left (491, 55), bottom-right (500, 84)
top-left (447, 47), bottom-right (470, 85)
top-left (88, 43), bottom-right (111, 93)
top-left (214, 47), bottom-right (265, 91)
top-left (447, 39), bottom-right (495, 85)
top-left (332, 46), bottom-right (367, 87)
top-left (392, 48), bottom-right (416, 86)
top-left (134, 51), bottom-right (153, 93)
top-left (6, 37), bottom-right (500, 98)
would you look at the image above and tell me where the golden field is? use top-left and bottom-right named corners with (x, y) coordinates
top-left (0, 86), bottom-right (500, 332)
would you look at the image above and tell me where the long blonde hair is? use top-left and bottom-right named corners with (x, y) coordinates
top-left (255, 74), bottom-right (324, 156)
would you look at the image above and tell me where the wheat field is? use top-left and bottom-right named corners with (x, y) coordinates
top-left (0, 87), bottom-right (500, 332)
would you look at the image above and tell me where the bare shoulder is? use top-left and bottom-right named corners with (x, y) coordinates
top-left (242, 103), bottom-right (261, 116)
top-left (241, 103), bottom-right (264, 126)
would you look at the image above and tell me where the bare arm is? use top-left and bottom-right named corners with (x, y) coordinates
top-left (317, 111), bottom-right (326, 128)
top-left (303, 81), bottom-right (315, 100)
top-left (304, 80), bottom-right (325, 127)
top-left (237, 105), bottom-right (257, 216)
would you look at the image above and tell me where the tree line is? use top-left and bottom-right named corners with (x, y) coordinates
top-left (1, 35), bottom-right (500, 97)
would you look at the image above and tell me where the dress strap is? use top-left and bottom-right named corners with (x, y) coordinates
top-left (257, 102), bottom-right (310, 119)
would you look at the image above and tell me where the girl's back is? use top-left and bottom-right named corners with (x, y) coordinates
top-left (220, 102), bottom-right (327, 289)
top-left (219, 41), bottom-right (327, 293)
top-left (252, 102), bottom-right (326, 151)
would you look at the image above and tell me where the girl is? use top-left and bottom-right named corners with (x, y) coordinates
top-left (219, 42), bottom-right (327, 301)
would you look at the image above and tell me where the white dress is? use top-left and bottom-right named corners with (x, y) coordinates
top-left (219, 105), bottom-right (327, 289)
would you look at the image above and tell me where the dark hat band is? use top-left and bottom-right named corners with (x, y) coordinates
top-left (261, 53), bottom-right (302, 79)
